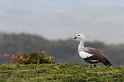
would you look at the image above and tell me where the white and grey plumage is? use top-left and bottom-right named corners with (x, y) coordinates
top-left (74, 34), bottom-right (112, 66)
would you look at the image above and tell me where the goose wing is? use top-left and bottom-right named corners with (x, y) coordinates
top-left (84, 47), bottom-right (112, 66)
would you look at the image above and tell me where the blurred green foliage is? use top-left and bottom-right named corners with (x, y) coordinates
top-left (25, 51), bottom-right (55, 64)
top-left (14, 51), bottom-right (55, 64)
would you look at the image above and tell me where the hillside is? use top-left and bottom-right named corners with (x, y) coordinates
top-left (0, 64), bottom-right (124, 82)
top-left (0, 33), bottom-right (124, 65)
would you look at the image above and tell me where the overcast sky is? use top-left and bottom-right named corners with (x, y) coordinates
top-left (0, 0), bottom-right (124, 44)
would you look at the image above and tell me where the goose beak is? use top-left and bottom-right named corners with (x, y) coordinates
top-left (74, 37), bottom-right (77, 39)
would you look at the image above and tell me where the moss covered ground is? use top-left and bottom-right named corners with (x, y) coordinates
top-left (0, 64), bottom-right (123, 82)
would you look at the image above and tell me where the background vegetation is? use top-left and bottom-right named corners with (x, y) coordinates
top-left (0, 32), bottom-right (124, 65)
top-left (6, 50), bottom-right (55, 64)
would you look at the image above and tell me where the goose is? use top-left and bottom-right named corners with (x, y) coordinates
top-left (74, 33), bottom-right (112, 66)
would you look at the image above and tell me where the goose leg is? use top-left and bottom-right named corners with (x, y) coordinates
top-left (94, 64), bottom-right (96, 67)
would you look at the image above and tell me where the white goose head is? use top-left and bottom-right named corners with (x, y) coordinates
top-left (74, 33), bottom-right (86, 42)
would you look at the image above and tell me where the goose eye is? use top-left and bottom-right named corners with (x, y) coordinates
top-left (78, 35), bottom-right (80, 36)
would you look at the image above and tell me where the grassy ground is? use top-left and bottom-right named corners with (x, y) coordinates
top-left (0, 64), bottom-right (124, 82)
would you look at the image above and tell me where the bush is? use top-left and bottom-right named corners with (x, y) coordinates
top-left (25, 50), bottom-right (55, 64)
top-left (7, 50), bottom-right (55, 64)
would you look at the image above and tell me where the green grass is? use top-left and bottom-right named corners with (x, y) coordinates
top-left (0, 64), bottom-right (124, 82)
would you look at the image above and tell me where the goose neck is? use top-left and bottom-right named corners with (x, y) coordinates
top-left (78, 39), bottom-right (85, 51)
